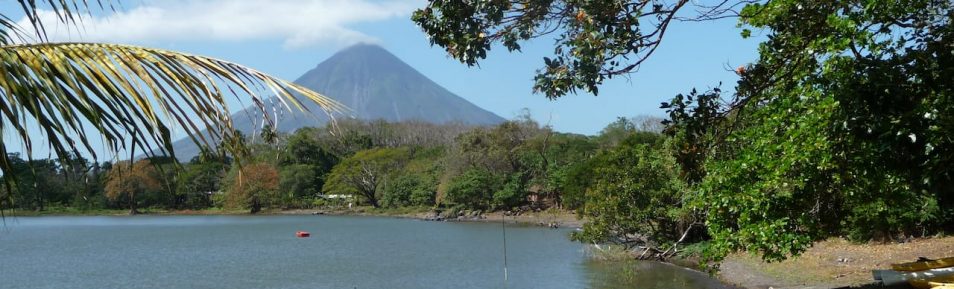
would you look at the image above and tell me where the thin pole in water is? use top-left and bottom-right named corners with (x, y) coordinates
top-left (502, 212), bottom-right (509, 288)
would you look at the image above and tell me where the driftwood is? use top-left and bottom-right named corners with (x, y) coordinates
top-left (632, 223), bottom-right (700, 261)
top-left (660, 223), bottom-right (699, 258)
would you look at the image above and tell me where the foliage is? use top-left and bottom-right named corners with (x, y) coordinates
top-left (411, 0), bottom-right (952, 267)
top-left (558, 159), bottom-right (597, 211)
top-left (443, 168), bottom-right (499, 210)
top-left (281, 128), bottom-right (337, 169)
top-left (381, 174), bottom-right (435, 208)
top-left (104, 159), bottom-right (163, 214)
top-left (390, 147), bottom-right (445, 207)
top-left (270, 128), bottom-right (339, 209)
top-left (493, 173), bottom-right (527, 210)
top-left (224, 163), bottom-right (280, 213)
top-left (278, 164), bottom-right (322, 208)
top-left (661, 88), bottom-right (725, 184)
top-left (532, 132), bottom-right (598, 209)
top-left (323, 148), bottom-right (410, 207)
top-left (572, 137), bottom-right (687, 248)
top-left (412, 1), bottom-right (741, 98)
top-left (697, 0), bottom-right (954, 264)
top-left (2, 156), bottom-right (63, 211)
top-left (177, 156), bottom-right (227, 210)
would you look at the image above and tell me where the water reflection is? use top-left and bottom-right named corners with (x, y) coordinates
top-left (586, 260), bottom-right (728, 289)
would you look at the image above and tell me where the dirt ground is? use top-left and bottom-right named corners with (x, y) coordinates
top-left (718, 236), bottom-right (954, 289)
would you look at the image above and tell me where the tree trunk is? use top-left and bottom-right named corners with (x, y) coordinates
top-left (367, 195), bottom-right (379, 208)
top-left (250, 197), bottom-right (261, 214)
top-left (128, 193), bottom-right (139, 215)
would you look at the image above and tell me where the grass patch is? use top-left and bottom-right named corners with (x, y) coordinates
top-left (676, 241), bottom-right (710, 259)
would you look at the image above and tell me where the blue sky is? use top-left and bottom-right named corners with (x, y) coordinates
top-left (2, 0), bottom-right (761, 158)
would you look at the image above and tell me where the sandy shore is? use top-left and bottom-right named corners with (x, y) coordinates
top-left (716, 236), bottom-right (954, 289)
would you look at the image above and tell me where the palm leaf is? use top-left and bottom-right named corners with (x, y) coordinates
top-left (0, 1), bottom-right (348, 213)
top-left (5, 0), bottom-right (117, 43)
top-left (0, 42), bottom-right (346, 173)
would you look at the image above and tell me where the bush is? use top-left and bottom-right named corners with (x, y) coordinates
top-left (279, 164), bottom-right (322, 201)
top-left (409, 189), bottom-right (436, 207)
top-left (381, 175), bottom-right (417, 208)
top-left (445, 169), bottom-right (500, 210)
top-left (572, 143), bottom-right (687, 248)
top-left (382, 174), bottom-right (438, 208)
top-left (492, 174), bottom-right (526, 210)
top-left (224, 163), bottom-right (280, 213)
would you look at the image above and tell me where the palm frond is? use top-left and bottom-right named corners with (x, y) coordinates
top-left (11, 0), bottom-right (117, 43)
top-left (0, 42), bottom-right (346, 174)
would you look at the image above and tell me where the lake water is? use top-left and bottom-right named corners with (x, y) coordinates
top-left (0, 215), bottom-right (726, 289)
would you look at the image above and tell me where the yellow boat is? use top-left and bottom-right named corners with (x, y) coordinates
top-left (908, 276), bottom-right (954, 289)
top-left (894, 257), bottom-right (954, 272)
top-left (891, 257), bottom-right (954, 289)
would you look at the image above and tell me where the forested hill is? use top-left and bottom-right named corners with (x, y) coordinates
top-left (167, 43), bottom-right (505, 160)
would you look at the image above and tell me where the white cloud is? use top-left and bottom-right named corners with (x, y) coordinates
top-left (17, 0), bottom-right (422, 48)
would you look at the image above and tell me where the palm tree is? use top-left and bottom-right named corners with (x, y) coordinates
top-left (0, 1), bottom-right (346, 212)
top-left (0, 1), bottom-right (344, 178)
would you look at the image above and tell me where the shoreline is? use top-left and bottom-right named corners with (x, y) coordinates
top-left (277, 207), bottom-right (586, 229)
top-left (5, 206), bottom-right (584, 228)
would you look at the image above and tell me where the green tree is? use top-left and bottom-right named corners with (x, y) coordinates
top-left (493, 174), bottom-right (526, 210)
top-left (381, 174), bottom-right (432, 208)
top-left (323, 148), bottom-right (410, 208)
top-left (696, 0), bottom-right (954, 263)
top-left (558, 159), bottom-right (597, 211)
top-left (661, 88), bottom-right (725, 184)
top-left (281, 128), bottom-right (337, 169)
top-left (572, 137), bottom-right (688, 250)
top-left (415, 0), bottom-right (954, 265)
top-left (274, 129), bottom-right (338, 208)
top-left (596, 117), bottom-right (637, 148)
top-left (532, 133), bottom-right (597, 209)
top-left (260, 124), bottom-right (280, 147)
top-left (382, 147), bottom-right (444, 208)
top-left (1, 154), bottom-right (65, 211)
top-left (178, 157), bottom-right (227, 210)
top-left (444, 168), bottom-right (500, 210)
top-left (279, 164), bottom-right (322, 208)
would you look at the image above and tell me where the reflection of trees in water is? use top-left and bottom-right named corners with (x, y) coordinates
top-left (585, 260), bottom-right (725, 289)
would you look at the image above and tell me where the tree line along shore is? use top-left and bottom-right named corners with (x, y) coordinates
top-left (1, 112), bottom-right (644, 223)
top-left (5, 109), bottom-right (952, 267)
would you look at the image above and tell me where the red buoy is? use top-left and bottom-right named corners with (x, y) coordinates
top-left (296, 231), bottom-right (311, 238)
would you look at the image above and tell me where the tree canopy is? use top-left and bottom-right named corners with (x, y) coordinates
top-left (412, 0), bottom-right (748, 98)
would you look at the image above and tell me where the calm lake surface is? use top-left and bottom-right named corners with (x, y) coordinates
top-left (0, 215), bottom-right (726, 289)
